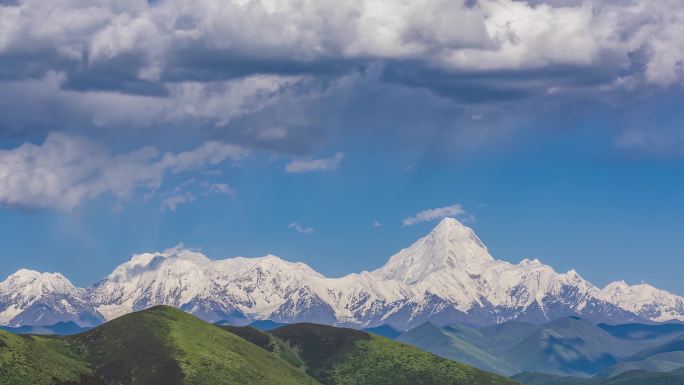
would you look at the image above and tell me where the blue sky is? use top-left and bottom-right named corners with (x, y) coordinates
top-left (0, 0), bottom-right (683, 294)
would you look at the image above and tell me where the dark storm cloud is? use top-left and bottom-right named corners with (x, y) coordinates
top-left (63, 53), bottom-right (170, 96)
top-left (163, 52), bottom-right (366, 82)
top-left (382, 63), bottom-right (539, 103)
top-left (380, 56), bottom-right (626, 104)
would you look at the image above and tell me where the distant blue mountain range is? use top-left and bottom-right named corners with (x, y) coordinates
top-left (396, 317), bottom-right (684, 379)
top-left (0, 320), bottom-right (90, 335)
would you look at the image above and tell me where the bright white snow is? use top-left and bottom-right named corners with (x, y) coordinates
top-left (2, 218), bottom-right (683, 327)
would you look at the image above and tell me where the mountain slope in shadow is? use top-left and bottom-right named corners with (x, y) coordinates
top-left (271, 322), bottom-right (520, 385)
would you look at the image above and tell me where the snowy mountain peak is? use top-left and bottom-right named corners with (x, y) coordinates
top-left (597, 280), bottom-right (684, 322)
top-left (0, 269), bottom-right (101, 327)
top-left (430, 217), bottom-right (488, 249)
top-left (372, 217), bottom-right (494, 284)
top-left (602, 280), bottom-right (630, 292)
top-left (519, 258), bottom-right (543, 266)
top-left (125, 245), bottom-right (211, 266)
top-left (161, 245), bottom-right (212, 265)
top-left (1, 269), bottom-right (78, 295)
top-left (2, 217), bottom-right (684, 328)
top-left (102, 246), bottom-right (213, 284)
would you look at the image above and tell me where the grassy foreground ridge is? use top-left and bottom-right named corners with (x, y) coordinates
top-left (2, 306), bottom-right (317, 385)
top-left (271, 322), bottom-right (519, 385)
top-left (1, 305), bottom-right (519, 385)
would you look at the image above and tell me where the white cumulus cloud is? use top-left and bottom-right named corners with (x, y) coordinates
top-left (403, 204), bottom-right (468, 226)
top-left (0, 132), bottom-right (247, 211)
top-left (3, 0), bottom-right (684, 87)
top-left (1, 0), bottom-right (684, 157)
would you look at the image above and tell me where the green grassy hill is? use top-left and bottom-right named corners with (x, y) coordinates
top-left (1, 306), bottom-right (319, 385)
top-left (0, 330), bottom-right (94, 385)
top-left (1, 306), bottom-right (525, 385)
top-left (271, 322), bottom-right (520, 385)
top-left (73, 306), bottom-right (319, 385)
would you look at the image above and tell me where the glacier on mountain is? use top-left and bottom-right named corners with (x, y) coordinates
top-left (1, 218), bottom-right (682, 328)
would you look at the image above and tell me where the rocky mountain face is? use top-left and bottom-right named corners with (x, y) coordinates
top-left (1, 218), bottom-right (682, 328)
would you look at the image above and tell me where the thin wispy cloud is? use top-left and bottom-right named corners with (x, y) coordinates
top-left (288, 222), bottom-right (315, 234)
top-left (161, 193), bottom-right (195, 212)
top-left (616, 125), bottom-right (684, 156)
top-left (201, 182), bottom-right (235, 197)
top-left (158, 179), bottom-right (236, 212)
top-left (403, 204), bottom-right (469, 226)
top-left (285, 152), bottom-right (345, 174)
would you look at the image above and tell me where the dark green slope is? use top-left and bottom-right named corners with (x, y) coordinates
top-left (271, 322), bottom-right (521, 385)
top-left (1, 306), bottom-right (319, 385)
top-left (220, 324), bottom-right (304, 368)
top-left (396, 322), bottom-right (518, 375)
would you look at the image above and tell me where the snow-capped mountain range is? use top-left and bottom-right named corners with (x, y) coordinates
top-left (1, 218), bottom-right (682, 329)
